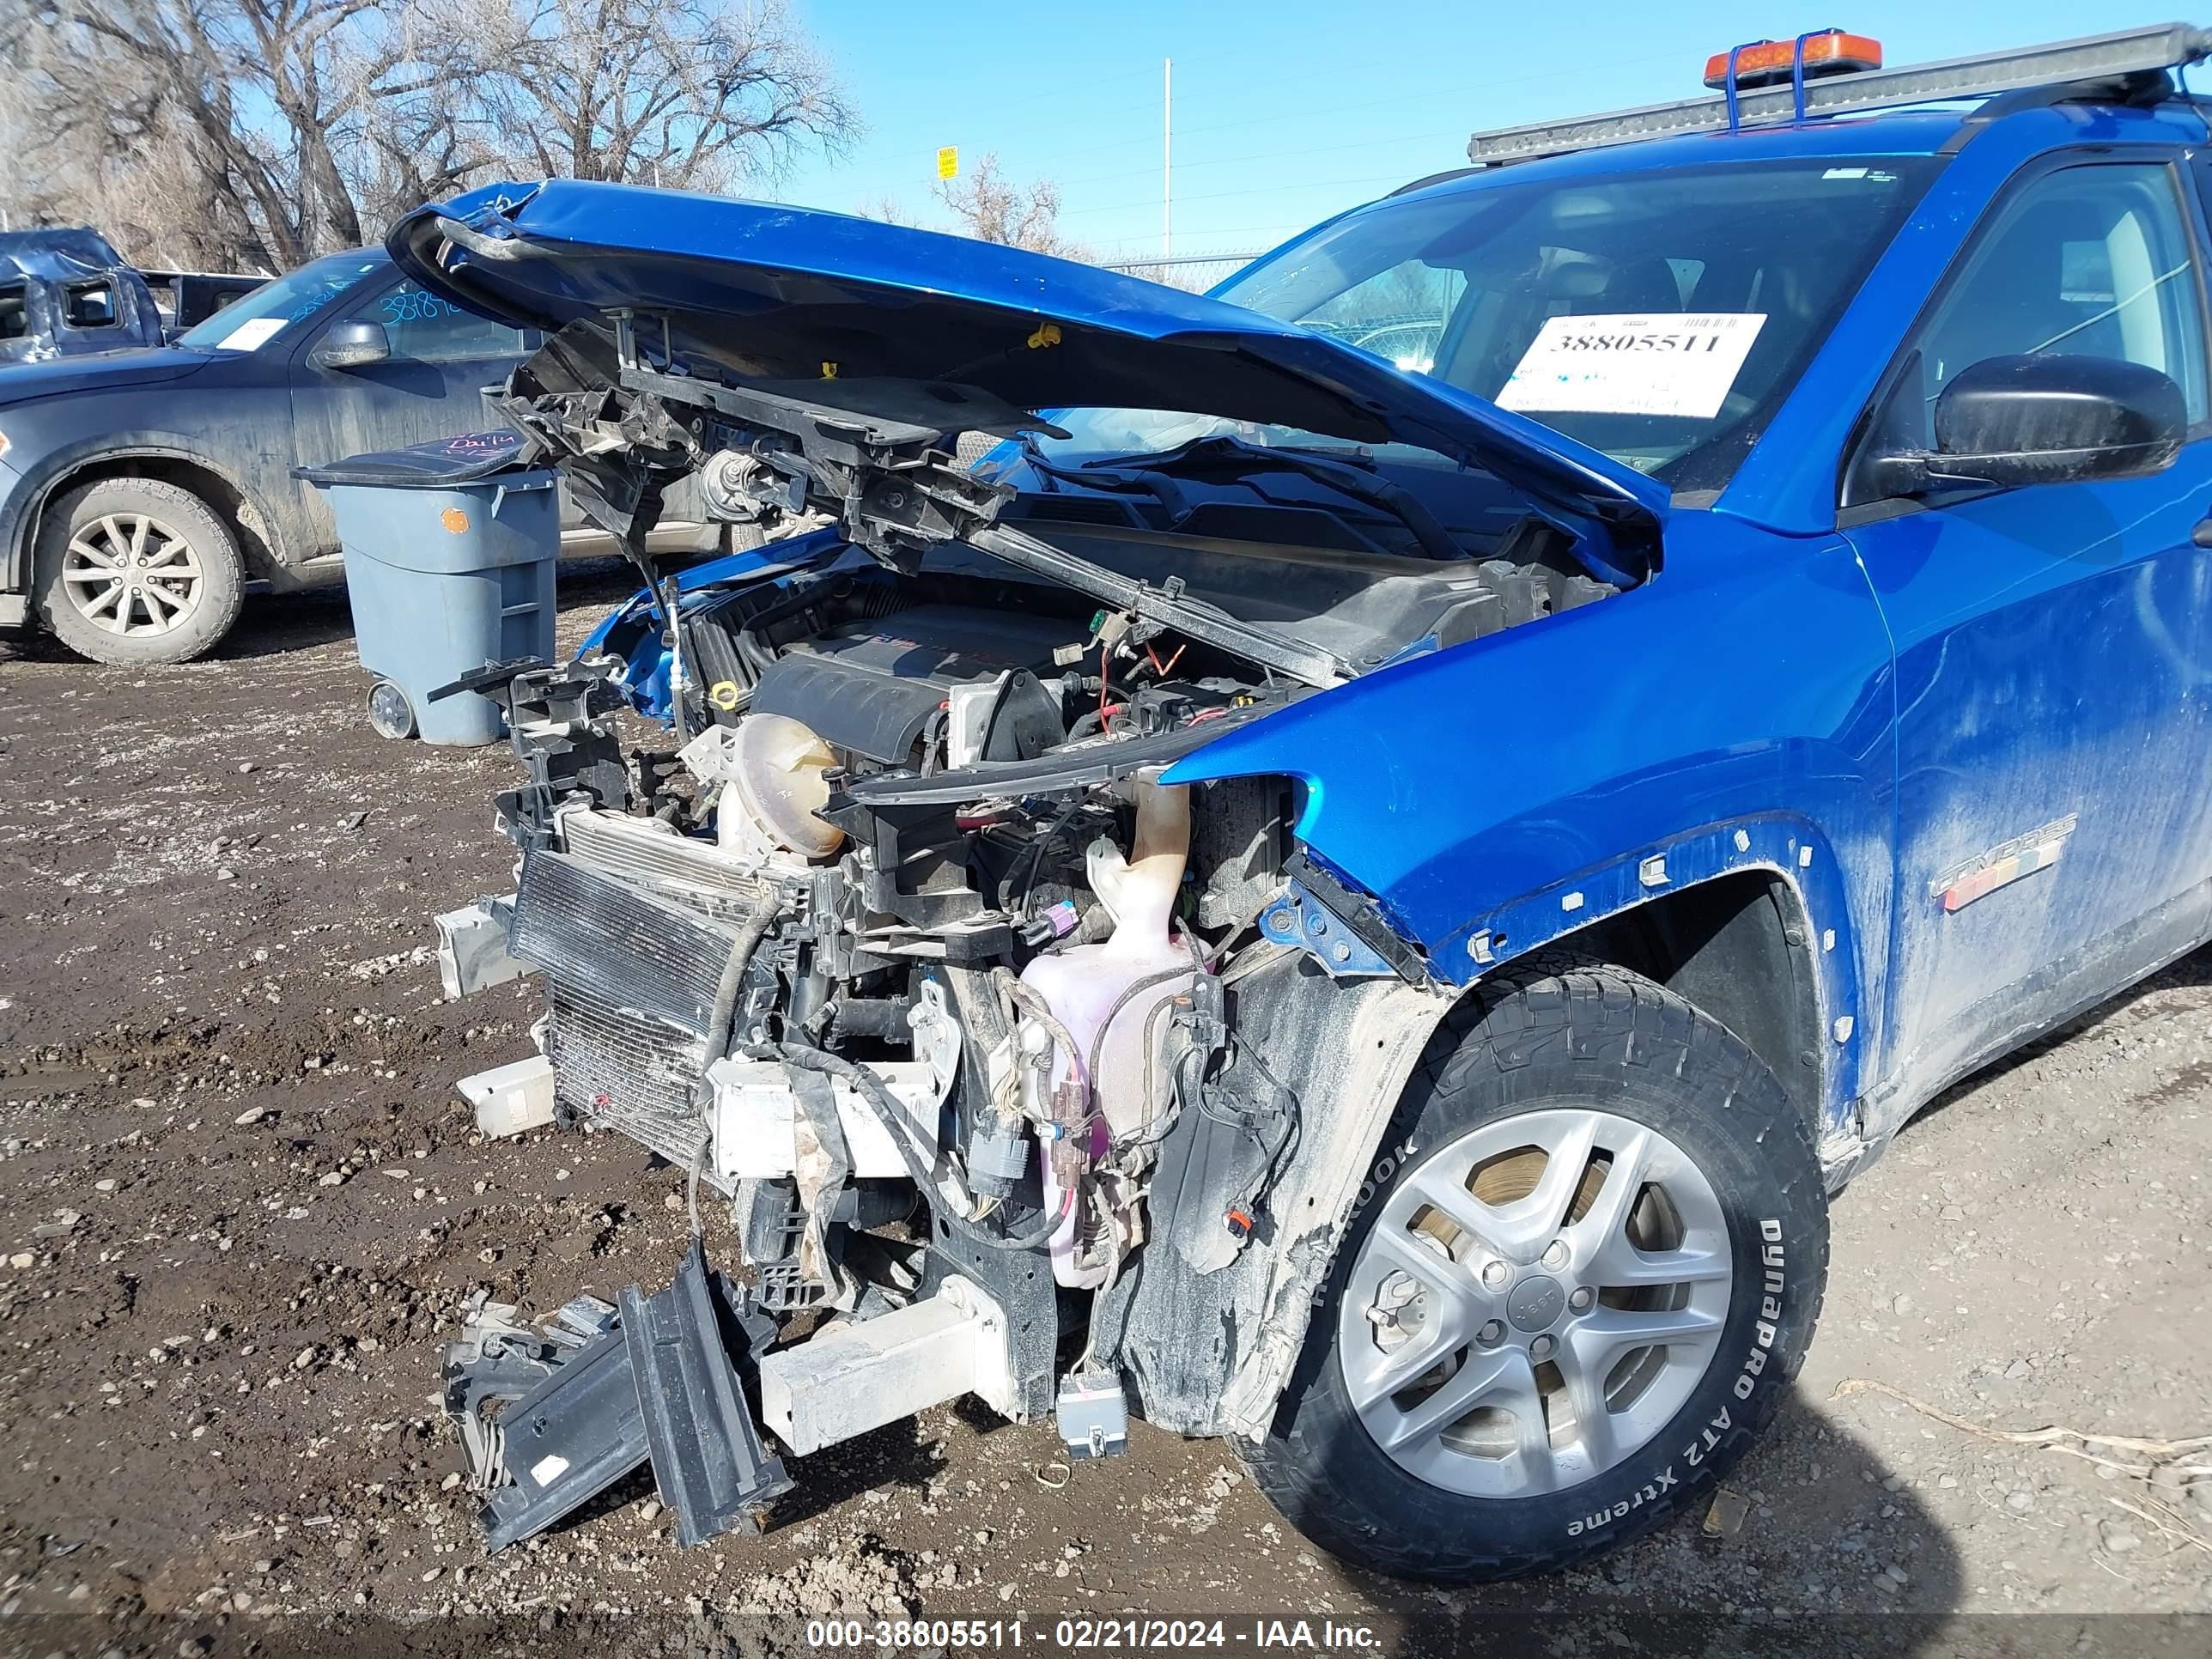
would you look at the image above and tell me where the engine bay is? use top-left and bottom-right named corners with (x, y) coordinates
top-left (428, 319), bottom-right (1627, 1549)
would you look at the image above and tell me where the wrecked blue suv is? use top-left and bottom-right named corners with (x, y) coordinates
top-left (408, 24), bottom-right (2212, 1581)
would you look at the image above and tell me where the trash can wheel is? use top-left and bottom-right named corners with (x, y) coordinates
top-left (368, 679), bottom-right (419, 740)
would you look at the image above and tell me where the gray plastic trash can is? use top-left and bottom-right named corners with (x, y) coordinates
top-left (299, 430), bottom-right (558, 745)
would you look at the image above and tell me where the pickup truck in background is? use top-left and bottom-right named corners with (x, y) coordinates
top-left (0, 227), bottom-right (172, 365)
top-left (139, 266), bottom-right (269, 333)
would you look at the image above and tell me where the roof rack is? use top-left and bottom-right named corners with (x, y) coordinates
top-left (1466, 22), bottom-right (2212, 166)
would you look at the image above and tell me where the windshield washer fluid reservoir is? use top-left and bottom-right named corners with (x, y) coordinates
top-left (1018, 776), bottom-right (1195, 1288)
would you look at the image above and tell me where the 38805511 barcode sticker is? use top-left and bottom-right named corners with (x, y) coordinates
top-left (1495, 312), bottom-right (1767, 421)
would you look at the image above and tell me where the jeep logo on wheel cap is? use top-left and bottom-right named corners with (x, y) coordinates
top-left (1506, 1275), bottom-right (1566, 1333)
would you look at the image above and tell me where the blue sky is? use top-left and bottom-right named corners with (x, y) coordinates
top-left (774, 3), bottom-right (2189, 263)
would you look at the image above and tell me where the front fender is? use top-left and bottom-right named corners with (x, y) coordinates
top-left (1, 424), bottom-right (292, 591)
top-left (1164, 511), bottom-right (1896, 1114)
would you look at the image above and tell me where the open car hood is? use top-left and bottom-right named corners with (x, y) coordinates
top-left (388, 180), bottom-right (1667, 581)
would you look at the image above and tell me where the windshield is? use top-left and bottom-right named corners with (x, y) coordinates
top-left (1038, 157), bottom-right (1938, 494)
top-left (178, 252), bottom-right (383, 351)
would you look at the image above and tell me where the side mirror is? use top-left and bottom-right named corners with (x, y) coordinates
top-left (1865, 354), bottom-right (2185, 497)
top-left (311, 319), bottom-right (392, 371)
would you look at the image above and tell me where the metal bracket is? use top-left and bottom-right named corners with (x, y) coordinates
top-left (1260, 878), bottom-right (1397, 980)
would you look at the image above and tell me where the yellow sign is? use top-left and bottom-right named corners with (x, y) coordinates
top-left (936, 146), bottom-right (958, 181)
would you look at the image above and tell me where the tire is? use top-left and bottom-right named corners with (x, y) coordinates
top-left (32, 477), bottom-right (246, 665)
top-left (1245, 955), bottom-right (1827, 1581)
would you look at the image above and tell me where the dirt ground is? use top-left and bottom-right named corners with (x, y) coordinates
top-left (1, 577), bottom-right (2208, 1657)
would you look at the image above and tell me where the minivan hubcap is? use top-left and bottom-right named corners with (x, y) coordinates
top-left (63, 513), bottom-right (204, 636)
top-left (1340, 1108), bottom-right (1733, 1498)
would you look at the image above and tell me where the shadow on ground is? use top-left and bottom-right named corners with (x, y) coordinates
top-left (1309, 1386), bottom-right (1967, 1656)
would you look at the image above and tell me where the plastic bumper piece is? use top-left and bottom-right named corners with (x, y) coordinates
top-left (444, 1240), bottom-right (790, 1553)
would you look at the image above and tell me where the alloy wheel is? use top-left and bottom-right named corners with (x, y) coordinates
top-left (1337, 1107), bottom-right (1734, 1498)
top-left (61, 512), bottom-right (206, 638)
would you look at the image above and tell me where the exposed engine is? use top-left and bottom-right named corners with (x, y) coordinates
top-left (446, 529), bottom-right (1607, 1343)
top-left (428, 322), bottom-right (1627, 1541)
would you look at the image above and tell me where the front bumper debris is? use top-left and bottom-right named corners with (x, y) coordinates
top-left (440, 1240), bottom-right (790, 1553)
top-left (434, 894), bottom-right (532, 1000)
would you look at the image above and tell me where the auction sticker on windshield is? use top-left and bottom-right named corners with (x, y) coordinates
top-left (1496, 312), bottom-right (1766, 420)
top-left (214, 316), bottom-right (289, 353)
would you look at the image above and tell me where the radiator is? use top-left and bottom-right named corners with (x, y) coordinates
top-left (512, 844), bottom-right (743, 1190)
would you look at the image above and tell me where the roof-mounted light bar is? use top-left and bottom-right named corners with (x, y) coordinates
top-left (1704, 32), bottom-right (1885, 92)
top-left (1467, 22), bottom-right (2212, 166)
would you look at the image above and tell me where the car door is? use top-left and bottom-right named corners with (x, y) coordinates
top-left (284, 273), bottom-right (537, 556)
top-left (1841, 156), bottom-right (2212, 1109)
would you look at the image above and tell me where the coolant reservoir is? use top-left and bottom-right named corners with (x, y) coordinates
top-left (1018, 775), bottom-right (1196, 1287)
top-left (688, 714), bottom-right (846, 860)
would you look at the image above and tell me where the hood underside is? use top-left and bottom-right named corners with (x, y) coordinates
top-left (387, 181), bottom-right (1667, 579)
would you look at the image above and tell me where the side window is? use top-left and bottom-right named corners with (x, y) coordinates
top-left (0, 284), bottom-right (27, 341)
top-left (347, 279), bottom-right (526, 362)
top-left (1895, 163), bottom-right (2209, 448)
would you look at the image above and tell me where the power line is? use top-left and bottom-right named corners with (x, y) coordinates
top-left (1048, 49), bottom-right (1680, 173)
top-left (1059, 165), bottom-right (1423, 219)
top-left (819, 46), bottom-right (1679, 211)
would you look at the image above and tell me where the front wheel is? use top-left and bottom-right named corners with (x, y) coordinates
top-left (1246, 957), bottom-right (1827, 1581)
top-left (32, 477), bottom-right (246, 665)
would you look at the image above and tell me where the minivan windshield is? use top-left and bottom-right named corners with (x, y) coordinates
top-left (1036, 157), bottom-right (1939, 495)
top-left (178, 252), bottom-right (383, 352)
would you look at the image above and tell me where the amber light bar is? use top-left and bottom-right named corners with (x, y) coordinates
top-left (1468, 22), bottom-right (2212, 166)
top-left (1705, 30), bottom-right (1885, 90)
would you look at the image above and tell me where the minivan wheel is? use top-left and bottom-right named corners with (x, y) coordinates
top-left (33, 477), bottom-right (246, 665)
top-left (1245, 956), bottom-right (1827, 1581)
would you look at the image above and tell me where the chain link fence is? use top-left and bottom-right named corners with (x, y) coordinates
top-left (1095, 252), bottom-right (1265, 293)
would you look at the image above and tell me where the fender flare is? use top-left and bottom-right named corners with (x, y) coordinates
top-left (1433, 811), bottom-right (1871, 1130)
top-left (4, 437), bottom-right (294, 592)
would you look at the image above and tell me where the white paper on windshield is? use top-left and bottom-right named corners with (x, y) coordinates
top-left (214, 316), bottom-right (287, 352)
top-left (1495, 313), bottom-right (1767, 420)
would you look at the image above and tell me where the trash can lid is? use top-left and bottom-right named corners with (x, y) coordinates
top-left (296, 428), bottom-right (556, 489)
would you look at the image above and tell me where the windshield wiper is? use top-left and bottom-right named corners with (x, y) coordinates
top-left (966, 519), bottom-right (1353, 688)
top-left (1076, 433), bottom-right (1468, 562)
top-left (999, 434), bottom-right (1352, 685)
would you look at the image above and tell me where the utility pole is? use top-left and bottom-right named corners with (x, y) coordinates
top-left (1163, 57), bottom-right (1173, 260)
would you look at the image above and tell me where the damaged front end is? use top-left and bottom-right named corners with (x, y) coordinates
top-left (401, 180), bottom-right (1658, 1553)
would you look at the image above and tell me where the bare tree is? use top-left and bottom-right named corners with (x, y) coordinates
top-left (932, 153), bottom-right (1084, 258)
top-left (4, 0), bottom-right (410, 269)
top-left (0, 0), bottom-right (855, 272)
top-left (0, 56), bottom-right (262, 268)
top-left (854, 195), bottom-right (916, 228)
top-left (407, 0), bottom-right (853, 195)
